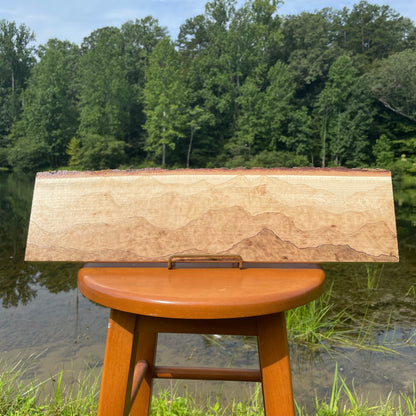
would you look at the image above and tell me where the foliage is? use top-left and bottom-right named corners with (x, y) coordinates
top-left (373, 134), bottom-right (394, 169)
top-left (281, 9), bottom-right (341, 92)
top-left (228, 61), bottom-right (296, 160)
top-left (6, 136), bottom-right (51, 172)
top-left (186, 104), bottom-right (215, 168)
top-left (66, 136), bottom-right (81, 169)
top-left (367, 49), bottom-right (416, 122)
top-left (0, 1), bottom-right (415, 172)
top-left (0, 20), bottom-right (36, 132)
top-left (286, 286), bottom-right (342, 345)
top-left (77, 134), bottom-right (126, 170)
top-left (225, 150), bottom-right (310, 168)
top-left (9, 39), bottom-right (80, 169)
top-left (0, 355), bottom-right (99, 415)
top-left (77, 27), bottom-right (130, 141)
top-left (151, 384), bottom-right (263, 415)
top-left (335, 2), bottom-right (416, 64)
top-left (250, 150), bottom-right (310, 168)
top-left (0, 20), bottom-right (36, 169)
top-left (300, 365), bottom-right (416, 416)
top-left (1, 359), bottom-right (416, 416)
top-left (143, 38), bottom-right (188, 165)
top-left (315, 55), bottom-right (374, 167)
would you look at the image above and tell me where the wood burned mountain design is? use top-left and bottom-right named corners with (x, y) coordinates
top-left (25, 168), bottom-right (399, 263)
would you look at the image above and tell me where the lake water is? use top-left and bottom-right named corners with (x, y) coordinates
top-left (1, 172), bottom-right (415, 411)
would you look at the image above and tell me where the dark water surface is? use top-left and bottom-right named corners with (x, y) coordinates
top-left (1, 172), bottom-right (415, 410)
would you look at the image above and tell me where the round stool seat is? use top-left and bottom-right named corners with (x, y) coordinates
top-left (78, 264), bottom-right (325, 319)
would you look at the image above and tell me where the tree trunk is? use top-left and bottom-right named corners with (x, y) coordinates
top-left (162, 111), bottom-right (166, 166)
top-left (187, 126), bottom-right (194, 169)
top-left (321, 111), bottom-right (328, 168)
top-left (361, 25), bottom-right (365, 53)
top-left (11, 71), bottom-right (16, 119)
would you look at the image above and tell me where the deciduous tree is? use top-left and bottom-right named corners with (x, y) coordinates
top-left (0, 20), bottom-right (35, 167)
top-left (9, 39), bottom-right (80, 169)
top-left (367, 49), bottom-right (416, 123)
top-left (77, 27), bottom-right (130, 141)
top-left (143, 38), bottom-right (187, 165)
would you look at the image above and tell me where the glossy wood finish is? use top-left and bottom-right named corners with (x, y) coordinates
top-left (129, 319), bottom-right (157, 416)
top-left (95, 309), bottom-right (297, 416)
top-left (78, 265), bottom-right (325, 319)
top-left (152, 366), bottom-right (261, 382)
top-left (130, 361), bottom-right (148, 406)
top-left (26, 168), bottom-right (398, 263)
top-left (258, 313), bottom-right (294, 414)
top-left (97, 309), bottom-right (137, 416)
top-left (78, 265), bottom-right (325, 415)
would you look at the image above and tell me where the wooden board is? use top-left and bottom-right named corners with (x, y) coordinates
top-left (25, 168), bottom-right (399, 263)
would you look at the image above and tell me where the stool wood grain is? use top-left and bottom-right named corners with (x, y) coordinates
top-left (78, 264), bottom-right (326, 415)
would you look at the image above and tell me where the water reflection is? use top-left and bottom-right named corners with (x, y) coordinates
top-left (0, 173), bottom-right (80, 308)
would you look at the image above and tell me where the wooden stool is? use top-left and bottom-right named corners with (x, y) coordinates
top-left (78, 262), bottom-right (325, 415)
top-left (25, 168), bottom-right (398, 415)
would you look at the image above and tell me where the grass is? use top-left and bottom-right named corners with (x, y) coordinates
top-left (150, 384), bottom-right (263, 415)
top-left (297, 365), bottom-right (416, 416)
top-left (0, 356), bottom-right (263, 415)
top-left (2, 267), bottom-right (415, 415)
top-left (1, 361), bottom-right (416, 416)
top-left (0, 354), bottom-right (99, 415)
top-left (286, 282), bottom-right (401, 353)
top-left (363, 264), bottom-right (385, 290)
top-left (286, 284), bottom-right (350, 348)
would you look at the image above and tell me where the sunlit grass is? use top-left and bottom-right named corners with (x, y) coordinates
top-left (0, 360), bottom-right (415, 416)
top-left (0, 354), bottom-right (99, 415)
top-left (286, 284), bottom-right (350, 348)
top-left (150, 383), bottom-right (263, 415)
top-left (286, 283), bottom-right (400, 353)
top-left (363, 264), bottom-right (384, 290)
top-left (297, 364), bottom-right (416, 416)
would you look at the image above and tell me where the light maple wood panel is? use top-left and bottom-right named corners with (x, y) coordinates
top-left (25, 168), bottom-right (398, 263)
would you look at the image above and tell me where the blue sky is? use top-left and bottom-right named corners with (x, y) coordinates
top-left (1, 0), bottom-right (415, 46)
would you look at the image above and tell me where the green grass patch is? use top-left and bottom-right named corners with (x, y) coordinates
top-left (286, 282), bottom-right (400, 353)
top-left (151, 384), bottom-right (263, 415)
top-left (0, 360), bottom-right (415, 415)
top-left (297, 365), bottom-right (416, 416)
top-left (0, 354), bottom-right (99, 415)
top-left (286, 284), bottom-right (349, 347)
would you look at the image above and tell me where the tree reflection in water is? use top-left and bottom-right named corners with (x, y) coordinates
top-left (0, 172), bottom-right (80, 308)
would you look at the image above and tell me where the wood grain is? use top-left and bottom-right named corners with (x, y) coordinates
top-left (25, 168), bottom-right (398, 263)
top-left (77, 266), bottom-right (326, 319)
top-left (258, 312), bottom-right (295, 415)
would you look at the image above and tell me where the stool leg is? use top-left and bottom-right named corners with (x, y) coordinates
top-left (129, 317), bottom-right (158, 416)
top-left (257, 312), bottom-right (295, 416)
top-left (98, 309), bottom-right (137, 416)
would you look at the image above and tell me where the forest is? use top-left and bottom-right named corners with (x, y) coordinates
top-left (0, 0), bottom-right (415, 188)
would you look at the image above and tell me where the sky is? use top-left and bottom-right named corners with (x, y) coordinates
top-left (1, 0), bottom-right (415, 47)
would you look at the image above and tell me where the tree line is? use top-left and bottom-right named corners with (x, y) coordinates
top-left (0, 0), bottom-right (415, 181)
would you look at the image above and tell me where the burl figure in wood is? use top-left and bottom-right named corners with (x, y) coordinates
top-left (25, 168), bottom-right (398, 416)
